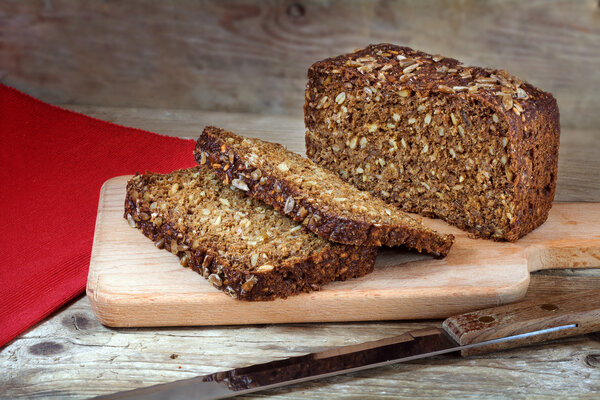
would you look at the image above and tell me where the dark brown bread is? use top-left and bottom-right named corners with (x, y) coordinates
top-left (124, 167), bottom-right (376, 301)
top-left (195, 126), bottom-right (454, 257)
top-left (304, 44), bottom-right (559, 241)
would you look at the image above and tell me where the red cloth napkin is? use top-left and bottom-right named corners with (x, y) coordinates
top-left (0, 83), bottom-right (197, 347)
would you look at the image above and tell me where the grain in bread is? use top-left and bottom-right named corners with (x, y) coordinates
top-left (195, 126), bottom-right (454, 256)
top-left (304, 44), bottom-right (559, 241)
top-left (125, 167), bottom-right (377, 300)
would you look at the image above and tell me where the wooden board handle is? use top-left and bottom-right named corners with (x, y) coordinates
top-left (442, 291), bottom-right (600, 356)
top-left (519, 203), bottom-right (600, 272)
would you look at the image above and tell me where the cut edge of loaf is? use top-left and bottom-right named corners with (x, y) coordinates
top-left (195, 126), bottom-right (454, 257)
top-left (304, 43), bottom-right (559, 242)
top-left (124, 169), bottom-right (377, 301)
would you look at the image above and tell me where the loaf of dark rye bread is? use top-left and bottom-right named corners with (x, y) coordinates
top-left (124, 167), bottom-right (376, 300)
top-left (304, 44), bottom-right (560, 241)
top-left (195, 126), bottom-right (454, 257)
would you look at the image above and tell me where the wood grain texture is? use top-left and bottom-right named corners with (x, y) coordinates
top-left (443, 291), bottom-right (600, 355)
top-left (61, 105), bottom-right (600, 202)
top-left (522, 273), bottom-right (600, 301)
top-left (2, 295), bottom-right (599, 399)
top-left (87, 175), bottom-right (600, 326)
top-left (2, 0), bottom-right (600, 129)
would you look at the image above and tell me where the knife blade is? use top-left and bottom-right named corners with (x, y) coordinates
top-left (93, 291), bottom-right (600, 400)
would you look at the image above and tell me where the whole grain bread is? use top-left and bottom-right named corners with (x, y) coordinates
top-left (195, 126), bottom-right (454, 257)
top-left (304, 44), bottom-right (559, 241)
top-left (124, 167), bottom-right (377, 301)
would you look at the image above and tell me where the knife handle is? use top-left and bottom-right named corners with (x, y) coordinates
top-left (442, 290), bottom-right (600, 356)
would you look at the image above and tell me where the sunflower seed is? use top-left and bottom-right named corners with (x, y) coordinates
top-left (283, 196), bottom-right (295, 213)
top-left (257, 264), bottom-right (274, 272)
top-left (502, 95), bottom-right (513, 110)
top-left (231, 179), bottom-right (249, 191)
top-left (438, 85), bottom-right (455, 94)
top-left (403, 63), bottom-right (419, 74)
top-left (208, 274), bottom-right (222, 287)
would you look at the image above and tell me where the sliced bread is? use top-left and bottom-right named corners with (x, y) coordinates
top-left (124, 167), bottom-right (377, 301)
top-left (195, 126), bottom-right (454, 257)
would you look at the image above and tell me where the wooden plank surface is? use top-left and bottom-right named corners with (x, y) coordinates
top-left (88, 175), bottom-right (600, 326)
top-left (2, 105), bottom-right (600, 399)
top-left (3, 293), bottom-right (600, 399)
top-left (1, 0), bottom-right (600, 130)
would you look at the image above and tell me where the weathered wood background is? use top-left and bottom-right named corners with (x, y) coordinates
top-left (1, 0), bottom-right (600, 129)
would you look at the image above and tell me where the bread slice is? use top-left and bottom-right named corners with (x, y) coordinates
top-left (304, 44), bottom-right (559, 241)
top-left (124, 167), bottom-right (377, 301)
top-left (195, 126), bottom-right (454, 257)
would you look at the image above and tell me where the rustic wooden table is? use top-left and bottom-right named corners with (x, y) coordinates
top-left (2, 106), bottom-right (600, 399)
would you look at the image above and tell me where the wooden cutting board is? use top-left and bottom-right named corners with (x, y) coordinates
top-left (87, 176), bottom-right (600, 327)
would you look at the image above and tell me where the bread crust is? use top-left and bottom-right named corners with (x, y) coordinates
top-left (195, 126), bottom-right (454, 256)
top-left (304, 44), bottom-right (560, 241)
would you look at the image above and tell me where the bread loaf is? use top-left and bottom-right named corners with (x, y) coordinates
top-left (304, 44), bottom-right (559, 241)
top-left (195, 126), bottom-right (454, 256)
top-left (125, 167), bottom-right (377, 300)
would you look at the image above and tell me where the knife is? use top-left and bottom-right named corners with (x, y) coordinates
top-left (94, 291), bottom-right (600, 400)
